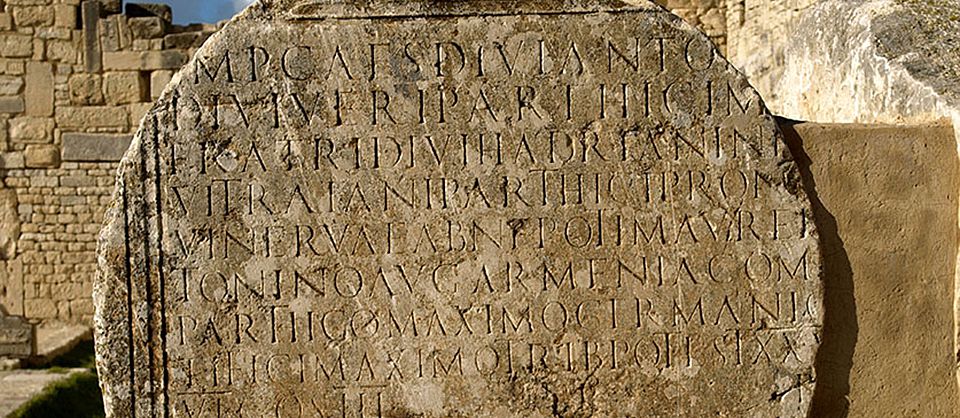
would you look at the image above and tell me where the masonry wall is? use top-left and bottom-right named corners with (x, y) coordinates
top-left (0, 0), bottom-right (216, 325)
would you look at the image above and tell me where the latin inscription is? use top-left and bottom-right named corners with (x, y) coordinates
top-left (97, 7), bottom-right (821, 418)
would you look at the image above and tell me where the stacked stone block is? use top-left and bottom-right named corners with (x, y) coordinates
top-left (654, 0), bottom-right (728, 51)
top-left (0, 0), bottom-right (216, 326)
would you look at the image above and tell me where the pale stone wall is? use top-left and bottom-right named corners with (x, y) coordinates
top-left (654, 0), bottom-right (729, 50)
top-left (0, 0), bottom-right (216, 325)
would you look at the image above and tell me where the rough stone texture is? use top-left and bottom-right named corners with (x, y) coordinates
top-left (0, 97), bottom-right (25, 114)
top-left (23, 62), bottom-right (53, 117)
top-left (782, 121), bottom-right (960, 417)
top-left (0, 188), bottom-right (20, 261)
top-left (102, 71), bottom-right (146, 105)
top-left (68, 73), bottom-right (105, 105)
top-left (61, 132), bottom-right (132, 161)
top-left (0, 311), bottom-right (33, 358)
top-left (95, 1), bottom-right (822, 417)
top-left (772, 0), bottom-right (958, 124)
top-left (721, 0), bottom-right (818, 106)
top-left (9, 117), bottom-right (52, 143)
top-left (762, 2), bottom-right (960, 393)
top-left (24, 144), bottom-right (61, 168)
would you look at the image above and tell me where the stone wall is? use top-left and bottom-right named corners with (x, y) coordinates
top-left (653, 0), bottom-right (729, 50)
top-left (0, 0), bottom-right (216, 325)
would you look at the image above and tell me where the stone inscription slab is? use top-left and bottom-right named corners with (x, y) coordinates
top-left (94, 1), bottom-right (823, 417)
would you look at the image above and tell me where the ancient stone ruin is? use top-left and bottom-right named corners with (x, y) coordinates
top-left (0, 0), bottom-right (957, 416)
top-left (0, 0), bottom-right (219, 356)
top-left (94, 0), bottom-right (822, 416)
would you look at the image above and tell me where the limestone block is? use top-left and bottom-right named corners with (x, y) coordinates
top-left (0, 188), bottom-right (19, 261)
top-left (98, 15), bottom-right (122, 53)
top-left (700, 7), bottom-right (725, 35)
top-left (0, 260), bottom-right (24, 317)
top-left (46, 39), bottom-right (79, 64)
top-left (0, 35), bottom-right (33, 58)
top-left (35, 27), bottom-right (72, 40)
top-left (67, 73), bottom-right (102, 105)
top-left (148, 69), bottom-right (171, 99)
top-left (102, 50), bottom-right (187, 71)
top-left (130, 39), bottom-right (150, 51)
top-left (31, 38), bottom-right (44, 61)
top-left (0, 75), bottom-right (24, 95)
top-left (0, 118), bottom-right (7, 149)
top-left (102, 71), bottom-right (145, 105)
top-left (125, 101), bottom-right (150, 126)
top-left (53, 4), bottom-right (77, 28)
top-left (82, 0), bottom-right (102, 73)
top-left (12, 6), bottom-right (55, 27)
top-left (61, 132), bottom-right (130, 161)
top-left (0, 14), bottom-right (12, 31)
top-left (0, 97), bottom-right (24, 114)
top-left (0, 152), bottom-right (25, 169)
top-left (128, 16), bottom-right (166, 39)
top-left (24, 298), bottom-right (56, 319)
top-left (24, 144), bottom-right (59, 167)
top-left (54, 105), bottom-right (126, 129)
top-left (0, 310), bottom-right (32, 357)
top-left (23, 62), bottom-right (53, 116)
top-left (723, 0), bottom-right (818, 111)
top-left (2, 60), bottom-right (26, 75)
top-left (9, 116), bottom-right (52, 142)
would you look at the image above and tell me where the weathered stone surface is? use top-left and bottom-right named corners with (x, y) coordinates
top-left (99, 0), bottom-right (123, 15)
top-left (11, 6), bottom-right (55, 27)
top-left (24, 144), bottom-right (60, 168)
top-left (0, 188), bottom-right (19, 261)
top-left (8, 117), bottom-right (52, 143)
top-left (0, 97), bottom-right (24, 114)
top-left (149, 70), bottom-right (172, 100)
top-left (53, 4), bottom-right (77, 29)
top-left (128, 16), bottom-right (167, 39)
top-left (94, 1), bottom-right (823, 417)
top-left (0, 311), bottom-right (33, 358)
top-left (55, 105), bottom-right (127, 129)
top-left (68, 73), bottom-right (104, 105)
top-left (780, 121), bottom-right (960, 418)
top-left (0, 35), bottom-right (33, 58)
top-left (101, 50), bottom-right (188, 71)
top-left (82, 0), bottom-right (102, 73)
top-left (23, 62), bottom-right (53, 117)
top-left (61, 132), bottom-right (132, 161)
top-left (773, 0), bottom-right (960, 125)
top-left (0, 75), bottom-right (24, 96)
top-left (103, 71), bottom-right (146, 105)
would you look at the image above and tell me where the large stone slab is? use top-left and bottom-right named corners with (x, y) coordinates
top-left (94, 1), bottom-right (823, 417)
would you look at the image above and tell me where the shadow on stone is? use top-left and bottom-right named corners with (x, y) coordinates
top-left (779, 119), bottom-right (857, 418)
